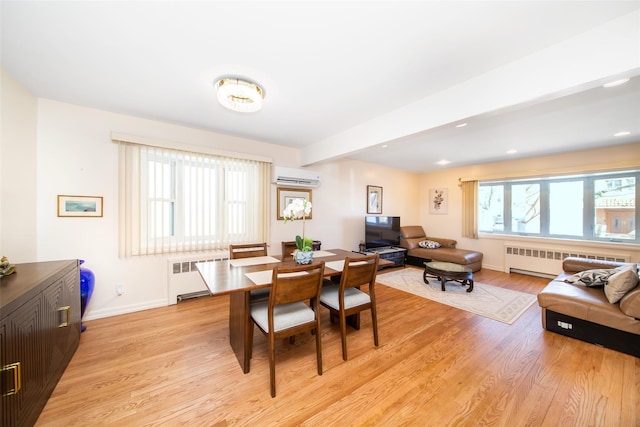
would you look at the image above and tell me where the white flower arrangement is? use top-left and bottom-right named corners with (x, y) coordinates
top-left (282, 199), bottom-right (313, 251)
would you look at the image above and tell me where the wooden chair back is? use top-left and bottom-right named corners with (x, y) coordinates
top-left (281, 240), bottom-right (321, 257)
top-left (340, 254), bottom-right (380, 296)
top-left (229, 243), bottom-right (267, 259)
top-left (270, 262), bottom-right (325, 308)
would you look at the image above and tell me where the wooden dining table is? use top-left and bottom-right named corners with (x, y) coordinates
top-left (196, 249), bottom-right (386, 373)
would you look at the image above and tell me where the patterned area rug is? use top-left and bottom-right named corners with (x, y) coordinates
top-left (376, 267), bottom-right (538, 324)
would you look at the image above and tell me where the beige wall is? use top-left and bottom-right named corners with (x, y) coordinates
top-left (1, 68), bottom-right (38, 262)
top-left (418, 143), bottom-right (640, 270)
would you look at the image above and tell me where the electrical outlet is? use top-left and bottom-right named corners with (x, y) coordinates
top-left (116, 283), bottom-right (125, 295)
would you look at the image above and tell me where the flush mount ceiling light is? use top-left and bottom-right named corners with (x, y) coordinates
top-left (215, 77), bottom-right (264, 113)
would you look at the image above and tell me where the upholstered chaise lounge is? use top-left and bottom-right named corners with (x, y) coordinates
top-left (399, 225), bottom-right (483, 272)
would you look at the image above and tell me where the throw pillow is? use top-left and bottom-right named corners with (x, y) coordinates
top-left (564, 268), bottom-right (617, 287)
top-left (604, 265), bottom-right (639, 304)
top-left (418, 240), bottom-right (441, 249)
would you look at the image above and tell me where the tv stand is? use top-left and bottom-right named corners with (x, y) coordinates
top-left (358, 246), bottom-right (407, 269)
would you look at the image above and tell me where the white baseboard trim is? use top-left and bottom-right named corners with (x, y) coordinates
top-left (83, 299), bottom-right (167, 321)
top-left (479, 263), bottom-right (503, 272)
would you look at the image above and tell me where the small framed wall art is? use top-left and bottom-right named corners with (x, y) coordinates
top-left (277, 187), bottom-right (312, 220)
top-left (429, 188), bottom-right (448, 214)
top-left (57, 195), bottom-right (103, 217)
top-left (367, 185), bottom-right (383, 214)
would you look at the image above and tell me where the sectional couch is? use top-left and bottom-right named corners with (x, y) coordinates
top-left (537, 257), bottom-right (640, 357)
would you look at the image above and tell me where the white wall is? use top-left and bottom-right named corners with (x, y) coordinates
top-left (35, 99), bottom-right (300, 319)
top-left (418, 142), bottom-right (640, 271)
top-left (288, 158), bottom-right (420, 253)
top-left (0, 68), bottom-right (38, 262)
top-left (4, 66), bottom-right (638, 321)
top-left (33, 99), bottom-right (421, 320)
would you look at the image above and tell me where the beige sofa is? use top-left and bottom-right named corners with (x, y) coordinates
top-left (398, 225), bottom-right (483, 272)
top-left (537, 257), bottom-right (640, 357)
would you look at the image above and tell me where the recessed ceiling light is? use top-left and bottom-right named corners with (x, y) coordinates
top-left (455, 123), bottom-right (467, 128)
top-left (603, 78), bottom-right (630, 88)
top-left (506, 149), bottom-right (517, 154)
top-left (614, 131), bottom-right (630, 137)
top-left (382, 144), bottom-right (388, 148)
top-left (214, 77), bottom-right (264, 112)
top-left (436, 159), bottom-right (451, 165)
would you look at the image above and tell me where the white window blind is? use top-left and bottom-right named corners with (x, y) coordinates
top-left (118, 142), bottom-right (270, 256)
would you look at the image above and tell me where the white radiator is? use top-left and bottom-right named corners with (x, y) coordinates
top-left (167, 251), bottom-right (228, 304)
top-left (504, 243), bottom-right (630, 278)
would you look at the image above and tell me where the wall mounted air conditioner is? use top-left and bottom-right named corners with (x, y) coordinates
top-left (272, 166), bottom-right (320, 188)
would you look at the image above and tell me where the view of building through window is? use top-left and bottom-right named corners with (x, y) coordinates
top-left (479, 171), bottom-right (637, 243)
top-left (594, 176), bottom-right (636, 239)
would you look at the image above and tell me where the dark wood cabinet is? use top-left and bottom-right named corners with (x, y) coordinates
top-left (1, 260), bottom-right (80, 427)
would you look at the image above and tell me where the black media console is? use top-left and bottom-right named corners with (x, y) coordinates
top-left (358, 246), bottom-right (407, 269)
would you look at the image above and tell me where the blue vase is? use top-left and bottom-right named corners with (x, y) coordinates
top-left (79, 260), bottom-right (95, 332)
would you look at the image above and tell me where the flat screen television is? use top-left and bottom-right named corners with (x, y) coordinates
top-left (365, 216), bottom-right (401, 249)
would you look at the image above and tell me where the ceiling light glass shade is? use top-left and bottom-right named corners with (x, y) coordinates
top-left (215, 78), bottom-right (264, 112)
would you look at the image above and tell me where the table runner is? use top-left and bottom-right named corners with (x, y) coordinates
top-left (229, 256), bottom-right (280, 267)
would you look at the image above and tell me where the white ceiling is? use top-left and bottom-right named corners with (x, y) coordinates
top-left (2, 1), bottom-right (639, 173)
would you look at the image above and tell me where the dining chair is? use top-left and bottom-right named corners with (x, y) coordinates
top-left (319, 253), bottom-right (380, 360)
top-left (229, 243), bottom-right (268, 259)
top-left (281, 241), bottom-right (298, 259)
top-left (229, 243), bottom-right (271, 302)
top-left (281, 240), bottom-right (322, 258)
top-left (249, 262), bottom-right (325, 397)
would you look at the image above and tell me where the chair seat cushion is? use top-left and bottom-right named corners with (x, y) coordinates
top-left (251, 301), bottom-right (315, 333)
top-left (320, 285), bottom-right (371, 310)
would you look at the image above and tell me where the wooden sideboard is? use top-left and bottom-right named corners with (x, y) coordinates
top-left (1, 260), bottom-right (81, 427)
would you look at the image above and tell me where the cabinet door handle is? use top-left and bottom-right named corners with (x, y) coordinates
top-left (58, 305), bottom-right (71, 327)
top-left (1, 362), bottom-right (22, 396)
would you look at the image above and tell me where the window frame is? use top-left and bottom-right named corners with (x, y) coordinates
top-left (478, 170), bottom-right (639, 245)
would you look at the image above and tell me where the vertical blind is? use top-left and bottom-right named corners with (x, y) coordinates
top-left (118, 142), bottom-right (270, 256)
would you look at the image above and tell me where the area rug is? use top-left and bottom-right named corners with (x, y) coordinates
top-left (376, 267), bottom-right (537, 324)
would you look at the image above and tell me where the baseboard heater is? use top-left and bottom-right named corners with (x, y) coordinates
top-left (177, 290), bottom-right (210, 302)
top-left (505, 243), bottom-right (630, 277)
top-left (509, 268), bottom-right (556, 280)
top-left (168, 251), bottom-right (227, 304)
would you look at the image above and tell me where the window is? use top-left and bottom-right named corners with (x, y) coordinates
top-left (119, 143), bottom-right (270, 256)
top-left (479, 171), bottom-right (638, 244)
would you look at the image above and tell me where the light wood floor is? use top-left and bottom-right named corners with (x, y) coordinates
top-left (36, 268), bottom-right (639, 426)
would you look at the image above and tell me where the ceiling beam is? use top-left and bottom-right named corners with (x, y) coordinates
top-left (300, 10), bottom-right (640, 166)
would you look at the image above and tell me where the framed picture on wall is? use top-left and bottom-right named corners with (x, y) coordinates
top-left (57, 195), bottom-right (103, 217)
top-left (429, 188), bottom-right (448, 214)
top-left (367, 185), bottom-right (383, 214)
top-left (277, 187), bottom-right (312, 220)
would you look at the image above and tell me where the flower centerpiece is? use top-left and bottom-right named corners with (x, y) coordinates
top-left (282, 198), bottom-right (314, 264)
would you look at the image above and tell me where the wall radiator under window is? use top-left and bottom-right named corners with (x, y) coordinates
top-left (167, 251), bottom-right (228, 304)
top-left (504, 243), bottom-right (630, 278)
